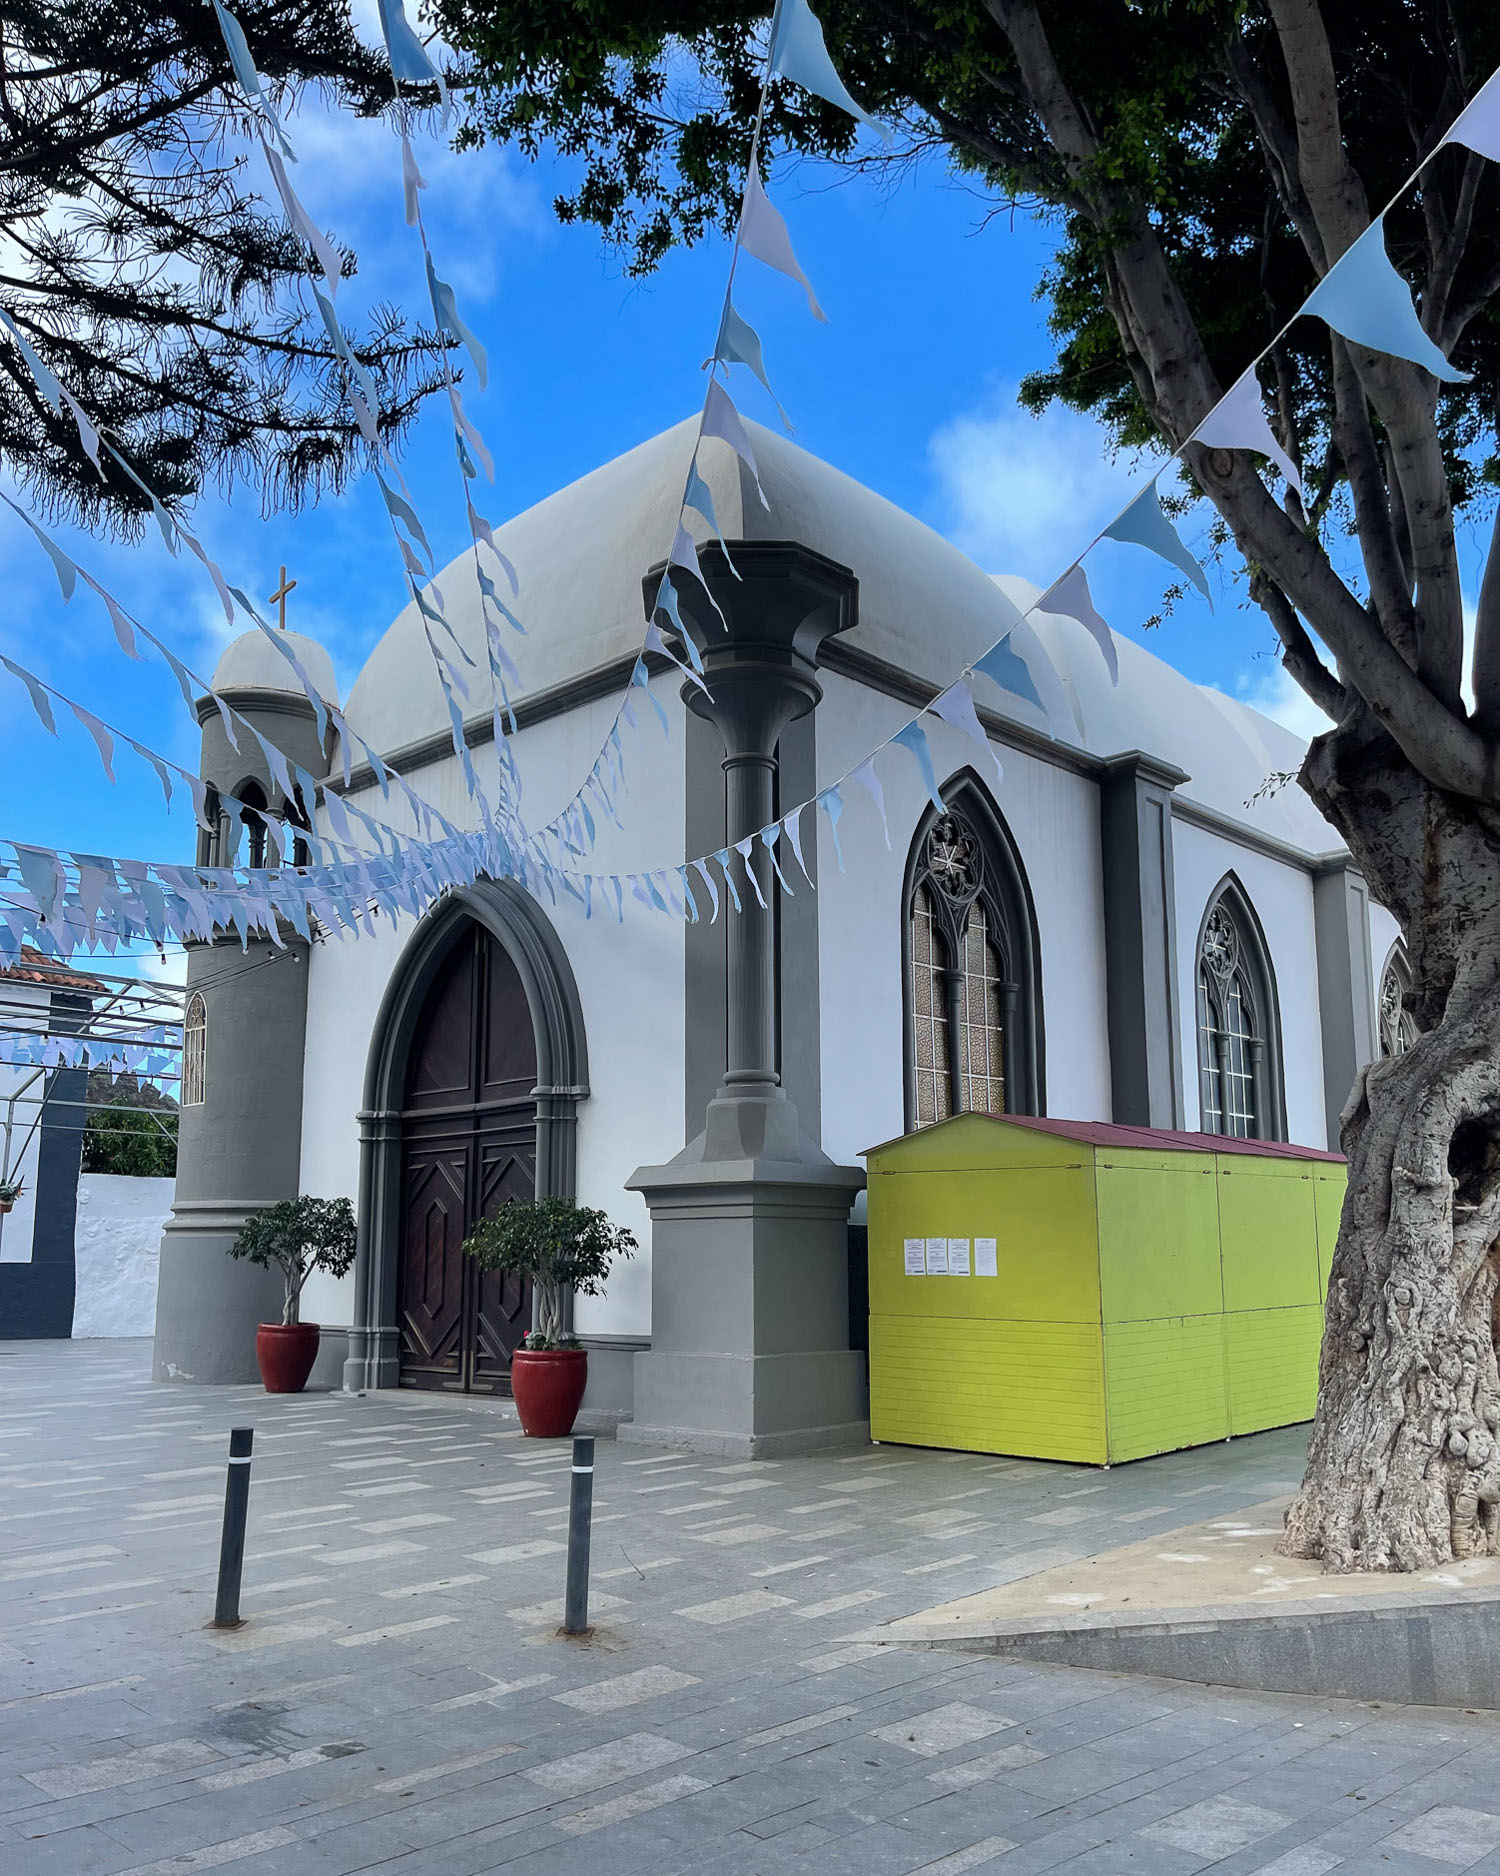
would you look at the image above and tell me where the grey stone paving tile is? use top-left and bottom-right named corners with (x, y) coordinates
top-left (11, 1344), bottom-right (1500, 1876)
top-left (1380, 1804), bottom-right (1500, 1867)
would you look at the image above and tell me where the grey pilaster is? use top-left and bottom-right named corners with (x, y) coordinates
top-left (626, 544), bottom-right (866, 1458)
top-left (1099, 751), bottom-right (1189, 1129)
top-left (1313, 859), bottom-right (1376, 1151)
top-left (153, 935), bottom-right (311, 1383)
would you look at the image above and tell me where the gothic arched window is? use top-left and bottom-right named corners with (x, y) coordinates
top-left (1194, 878), bottom-right (1285, 1141)
top-left (904, 776), bottom-right (1042, 1130)
top-left (182, 991), bottom-right (207, 1107)
top-left (1379, 943), bottom-right (1418, 1057)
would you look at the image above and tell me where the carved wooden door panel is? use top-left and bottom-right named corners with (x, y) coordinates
top-left (396, 923), bottom-right (540, 1394)
top-left (397, 1140), bottom-right (469, 1387)
top-left (471, 1132), bottom-right (536, 1392)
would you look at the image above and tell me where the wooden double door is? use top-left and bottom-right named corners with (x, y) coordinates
top-left (397, 925), bottom-right (537, 1394)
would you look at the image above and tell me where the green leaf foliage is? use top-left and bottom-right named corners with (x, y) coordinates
top-left (228, 1193), bottom-right (356, 1325)
top-left (462, 1196), bottom-right (636, 1347)
top-left (82, 1069), bottom-right (178, 1177)
top-left (440, 0), bottom-right (1500, 512)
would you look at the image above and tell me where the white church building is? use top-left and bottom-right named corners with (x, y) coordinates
top-left (152, 419), bottom-right (1405, 1454)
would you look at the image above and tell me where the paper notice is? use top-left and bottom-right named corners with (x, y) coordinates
top-left (974, 1237), bottom-right (998, 1277)
top-left (903, 1238), bottom-right (926, 1276)
top-left (947, 1238), bottom-right (971, 1275)
top-left (925, 1237), bottom-right (949, 1275)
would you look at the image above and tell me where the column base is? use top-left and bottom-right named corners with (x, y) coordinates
top-left (152, 1202), bottom-right (285, 1385)
top-left (342, 1323), bottom-right (400, 1392)
top-left (627, 1096), bottom-right (867, 1459)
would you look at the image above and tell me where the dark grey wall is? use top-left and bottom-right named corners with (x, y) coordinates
top-left (684, 707), bottom-right (728, 1140)
top-left (777, 712), bottom-right (821, 1143)
top-left (0, 1053), bottom-right (85, 1339)
top-left (1313, 861), bottom-right (1377, 1151)
top-left (681, 701), bottom-right (821, 1145)
top-left (1099, 753), bottom-right (1188, 1128)
top-left (153, 935), bottom-right (310, 1382)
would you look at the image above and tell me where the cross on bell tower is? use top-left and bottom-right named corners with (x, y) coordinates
top-left (268, 565), bottom-right (297, 630)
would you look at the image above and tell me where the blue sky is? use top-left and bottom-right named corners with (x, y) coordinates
top-left (0, 36), bottom-right (1358, 891)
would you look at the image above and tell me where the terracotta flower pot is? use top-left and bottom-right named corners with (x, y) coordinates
top-left (0, 1198), bottom-right (13, 1215)
top-left (256, 1322), bottom-right (320, 1393)
top-left (510, 1347), bottom-right (588, 1438)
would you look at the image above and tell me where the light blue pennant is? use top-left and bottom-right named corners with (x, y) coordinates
top-left (892, 720), bottom-right (945, 813)
top-left (769, 0), bottom-right (889, 142)
top-left (1303, 218), bottom-right (1468, 383)
top-left (1103, 481), bottom-right (1212, 606)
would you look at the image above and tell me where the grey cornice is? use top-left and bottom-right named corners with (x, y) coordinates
top-left (817, 640), bottom-right (1104, 781)
top-left (194, 687), bottom-right (319, 729)
top-left (1170, 793), bottom-right (1350, 874)
top-left (329, 650), bottom-right (674, 795)
top-left (325, 621), bottom-right (1350, 880)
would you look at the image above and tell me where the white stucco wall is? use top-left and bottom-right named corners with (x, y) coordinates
top-left (297, 673), bottom-right (687, 1336)
top-left (0, 982), bottom-right (51, 1267)
top-left (814, 672), bottom-right (1111, 1168)
top-left (70, 1173), bottom-right (172, 1337)
top-left (1173, 820), bottom-right (1328, 1148)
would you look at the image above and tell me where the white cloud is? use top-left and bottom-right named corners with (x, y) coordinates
top-left (1234, 659), bottom-right (1333, 741)
top-left (927, 387), bottom-right (1144, 581)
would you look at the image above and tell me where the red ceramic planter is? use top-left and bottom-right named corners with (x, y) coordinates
top-left (510, 1348), bottom-right (588, 1438)
top-left (256, 1322), bottom-right (320, 1393)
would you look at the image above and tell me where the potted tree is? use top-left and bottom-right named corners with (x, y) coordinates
top-left (228, 1196), bottom-right (357, 1393)
top-left (462, 1197), bottom-right (636, 1437)
top-left (0, 1176), bottom-right (23, 1215)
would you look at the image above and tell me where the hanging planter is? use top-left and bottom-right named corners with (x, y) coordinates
top-left (0, 1179), bottom-right (23, 1217)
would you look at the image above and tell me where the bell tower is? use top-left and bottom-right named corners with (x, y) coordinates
top-left (152, 622), bottom-right (338, 1384)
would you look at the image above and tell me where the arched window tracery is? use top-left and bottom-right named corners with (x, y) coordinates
top-left (1194, 879), bottom-right (1285, 1141)
top-left (182, 991), bottom-right (207, 1107)
top-left (1379, 943), bottom-right (1418, 1057)
top-left (903, 777), bottom-right (1041, 1129)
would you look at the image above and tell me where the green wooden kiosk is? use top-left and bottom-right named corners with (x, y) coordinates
top-left (864, 1112), bottom-right (1344, 1465)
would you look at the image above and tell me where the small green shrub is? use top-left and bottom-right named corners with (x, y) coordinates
top-left (461, 1197), bottom-right (636, 1349)
top-left (228, 1195), bottom-right (357, 1325)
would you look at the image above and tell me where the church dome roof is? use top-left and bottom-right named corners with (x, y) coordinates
top-left (343, 416), bottom-right (1034, 756)
top-left (211, 628), bottom-right (338, 708)
top-left (343, 416), bottom-right (1336, 857)
top-left (996, 575), bottom-right (1334, 853)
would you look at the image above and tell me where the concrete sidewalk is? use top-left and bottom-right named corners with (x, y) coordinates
top-left (3, 1338), bottom-right (1500, 1875)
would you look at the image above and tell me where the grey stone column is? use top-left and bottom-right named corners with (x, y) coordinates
top-left (1099, 752), bottom-right (1189, 1128)
top-left (625, 543), bottom-right (868, 1457)
top-left (153, 935), bottom-right (311, 1384)
top-left (1313, 860), bottom-right (1376, 1151)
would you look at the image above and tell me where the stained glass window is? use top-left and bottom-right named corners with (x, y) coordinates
top-left (1196, 892), bottom-right (1280, 1140)
top-left (906, 799), bottom-right (1029, 1128)
top-left (1379, 947), bottom-right (1417, 1057)
top-left (910, 883), bottom-right (951, 1127)
top-left (182, 992), bottom-right (207, 1107)
top-left (958, 904), bottom-right (1006, 1117)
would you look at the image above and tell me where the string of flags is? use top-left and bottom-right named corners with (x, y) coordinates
top-left (0, 2), bottom-right (1495, 957)
top-left (530, 37), bottom-right (1500, 920)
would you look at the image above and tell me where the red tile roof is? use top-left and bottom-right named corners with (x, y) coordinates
top-left (0, 946), bottom-right (106, 993)
top-left (989, 1111), bottom-right (1345, 1162)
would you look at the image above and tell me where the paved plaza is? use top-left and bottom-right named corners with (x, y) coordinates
top-left (3, 1341), bottom-right (1500, 1875)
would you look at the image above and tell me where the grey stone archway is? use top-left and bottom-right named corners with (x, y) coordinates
top-left (342, 879), bottom-right (589, 1392)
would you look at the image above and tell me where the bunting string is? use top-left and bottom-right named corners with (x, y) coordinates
top-left (0, 3), bottom-right (1494, 955)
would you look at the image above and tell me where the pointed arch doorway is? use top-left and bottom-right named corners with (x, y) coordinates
top-left (399, 925), bottom-right (536, 1391)
top-left (345, 881), bottom-right (589, 1396)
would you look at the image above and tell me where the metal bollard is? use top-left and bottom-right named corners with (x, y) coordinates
top-left (563, 1435), bottom-right (594, 1635)
top-left (213, 1426), bottom-right (254, 1628)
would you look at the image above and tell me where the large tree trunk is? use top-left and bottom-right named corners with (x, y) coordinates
top-left (1279, 726), bottom-right (1500, 1570)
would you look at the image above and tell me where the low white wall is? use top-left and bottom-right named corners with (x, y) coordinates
top-left (71, 1173), bottom-right (172, 1338)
